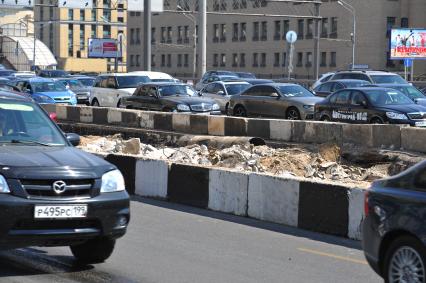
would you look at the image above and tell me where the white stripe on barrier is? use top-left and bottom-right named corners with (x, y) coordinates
top-left (348, 188), bottom-right (365, 240)
top-left (107, 109), bottom-right (122, 124)
top-left (135, 159), bottom-right (169, 198)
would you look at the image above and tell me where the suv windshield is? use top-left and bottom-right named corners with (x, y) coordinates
top-left (77, 78), bottom-right (95, 87)
top-left (32, 81), bottom-right (67, 92)
top-left (116, 76), bottom-right (150, 88)
top-left (392, 86), bottom-right (425, 99)
top-left (158, 85), bottom-right (193, 97)
top-left (0, 101), bottom-right (67, 146)
top-left (370, 75), bottom-right (406, 84)
top-left (364, 89), bottom-right (413, 106)
top-left (278, 85), bottom-right (314, 97)
top-left (225, 83), bottom-right (250, 95)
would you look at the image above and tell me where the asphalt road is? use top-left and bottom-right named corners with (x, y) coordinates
top-left (0, 197), bottom-right (382, 283)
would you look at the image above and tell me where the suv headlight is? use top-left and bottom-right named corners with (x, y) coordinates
top-left (0, 175), bottom-right (10, 193)
top-left (101, 169), bottom-right (125, 193)
top-left (177, 104), bottom-right (190, 111)
top-left (212, 103), bottom-right (220, 111)
top-left (386, 112), bottom-right (407, 120)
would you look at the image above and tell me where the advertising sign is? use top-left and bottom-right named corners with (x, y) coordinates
top-left (88, 38), bottom-right (121, 58)
top-left (390, 28), bottom-right (426, 59)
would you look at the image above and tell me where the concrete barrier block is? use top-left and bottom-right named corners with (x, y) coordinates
top-left (56, 105), bottom-right (67, 120)
top-left (208, 169), bottom-right (248, 216)
top-left (154, 112), bottom-right (173, 131)
top-left (343, 124), bottom-right (373, 146)
top-left (224, 116), bottom-right (247, 136)
top-left (105, 154), bottom-right (137, 195)
top-left (92, 107), bottom-right (109, 124)
top-left (298, 181), bottom-right (349, 237)
top-left (297, 121), bottom-right (343, 144)
top-left (172, 113), bottom-right (191, 133)
top-left (348, 188), bottom-right (365, 240)
top-left (67, 106), bottom-right (80, 122)
top-left (269, 119), bottom-right (293, 141)
top-left (190, 115), bottom-right (208, 135)
top-left (121, 109), bottom-right (140, 128)
top-left (247, 118), bottom-right (270, 139)
top-left (401, 127), bottom-right (426, 153)
top-left (135, 159), bottom-right (169, 198)
top-left (248, 174), bottom-right (299, 227)
top-left (80, 107), bottom-right (93, 123)
top-left (107, 108), bottom-right (122, 124)
top-left (372, 125), bottom-right (402, 149)
top-left (208, 116), bottom-right (225, 136)
top-left (140, 112), bottom-right (155, 129)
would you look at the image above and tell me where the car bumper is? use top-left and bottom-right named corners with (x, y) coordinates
top-left (0, 191), bottom-right (130, 249)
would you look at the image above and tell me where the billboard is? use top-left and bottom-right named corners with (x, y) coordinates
top-left (88, 38), bottom-right (121, 58)
top-left (390, 28), bottom-right (426, 59)
top-left (128, 0), bottom-right (163, 11)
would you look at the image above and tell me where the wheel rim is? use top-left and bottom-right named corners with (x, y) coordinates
top-left (287, 109), bottom-right (300, 120)
top-left (388, 246), bottom-right (425, 283)
top-left (235, 107), bottom-right (245, 117)
top-left (372, 119), bottom-right (382, 124)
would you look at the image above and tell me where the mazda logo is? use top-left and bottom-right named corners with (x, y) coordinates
top-left (52, 180), bottom-right (67, 195)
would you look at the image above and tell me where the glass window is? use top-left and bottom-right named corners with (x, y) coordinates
top-left (335, 90), bottom-right (351, 104)
top-left (370, 75), bottom-right (406, 84)
top-left (116, 76), bottom-right (150, 88)
top-left (32, 81), bottom-right (67, 92)
top-left (317, 82), bottom-right (333, 92)
top-left (225, 83), bottom-right (250, 95)
top-left (278, 85), bottom-right (314, 97)
top-left (364, 89), bottom-right (413, 106)
top-left (350, 91), bottom-right (367, 105)
top-left (158, 85), bottom-right (194, 97)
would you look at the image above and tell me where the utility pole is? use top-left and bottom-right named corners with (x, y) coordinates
top-left (313, 3), bottom-right (320, 80)
top-left (198, 0), bottom-right (206, 78)
top-left (143, 0), bottom-right (151, 71)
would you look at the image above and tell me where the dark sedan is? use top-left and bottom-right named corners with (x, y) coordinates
top-left (314, 87), bottom-right (426, 126)
top-left (313, 79), bottom-right (371, 97)
top-left (228, 83), bottom-right (323, 120)
top-left (363, 160), bottom-right (426, 282)
top-left (121, 83), bottom-right (221, 115)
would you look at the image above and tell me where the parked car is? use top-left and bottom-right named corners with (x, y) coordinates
top-left (228, 83), bottom-right (323, 120)
top-left (311, 72), bottom-right (335, 89)
top-left (121, 82), bottom-right (221, 114)
top-left (37, 69), bottom-right (70, 78)
top-left (15, 77), bottom-right (77, 105)
top-left (329, 70), bottom-right (408, 85)
top-left (314, 87), bottom-right (426, 126)
top-left (313, 79), bottom-right (371, 97)
top-left (363, 160), bottom-right (426, 282)
top-left (71, 76), bottom-right (96, 88)
top-left (375, 84), bottom-right (426, 106)
top-left (199, 80), bottom-right (251, 112)
top-left (235, 72), bottom-right (256, 79)
top-left (54, 78), bottom-right (91, 105)
top-left (90, 73), bottom-right (151, 107)
top-left (195, 70), bottom-right (239, 90)
top-left (0, 69), bottom-right (16, 77)
top-left (0, 89), bottom-right (129, 263)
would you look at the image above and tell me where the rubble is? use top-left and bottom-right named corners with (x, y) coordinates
top-left (79, 135), bottom-right (425, 188)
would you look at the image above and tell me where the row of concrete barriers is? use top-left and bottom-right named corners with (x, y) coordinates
top-left (42, 104), bottom-right (426, 153)
top-left (101, 154), bottom-right (365, 241)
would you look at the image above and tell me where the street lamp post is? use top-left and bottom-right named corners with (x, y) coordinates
top-left (177, 5), bottom-right (197, 81)
top-left (337, 0), bottom-right (356, 68)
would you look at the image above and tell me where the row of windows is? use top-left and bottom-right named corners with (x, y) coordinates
top-left (161, 0), bottom-right (267, 12)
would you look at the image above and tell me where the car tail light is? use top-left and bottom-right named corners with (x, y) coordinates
top-left (364, 191), bottom-right (369, 216)
top-left (49, 112), bottom-right (58, 123)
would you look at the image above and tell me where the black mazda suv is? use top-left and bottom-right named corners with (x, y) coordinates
top-left (0, 90), bottom-right (130, 264)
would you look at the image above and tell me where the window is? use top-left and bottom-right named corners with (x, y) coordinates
top-left (260, 53), bottom-right (266, 67)
top-left (177, 26), bottom-right (183, 44)
top-left (386, 17), bottom-right (396, 38)
top-left (91, 24), bottom-right (96, 39)
top-left (317, 82), bottom-right (333, 92)
top-left (282, 20), bottom-right (289, 39)
top-left (320, 52), bottom-right (327, 66)
top-left (136, 55), bottom-right (141, 67)
top-left (130, 28), bottom-right (135, 45)
top-left (274, 21), bottom-right (281, 40)
top-left (321, 18), bottom-right (328, 37)
top-left (103, 9), bottom-right (111, 22)
top-left (282, 52), bottom-right (287, 67)
top-left (91, 10), bottom-right (96, 21)
top-left (351, 91), bottom-right (367, 106)
top-left (261, 21), bottom-right (267, 41)
top-left (79, 24), bottom-right (85, 50)
top-left (220, 54), bottom-right (226, 67)
top-left (297, 52), bottom-right (303, 67)
top-left (39, 24), bottom-right (44, 41)
top-left (298, 20), bottom-right (304, 39)
top-left (68, 9), bottom-right (73, 20)
top-left (184, 54), bottom-right (189, 67)
top-left (161, 54), bottom-right (165, 67)
top-left (220, 24), bottom-right (226, 42)
top-left (68, 24), bottom-right (73, 57)
top-left (167, 27), bottom-right (172, 43)
top-left (252, 53), bottom-right (258, 67)
top-left (306, 19), bottom-right (313, 39)
top-left (240, 23), bottom-right (247, 41)
top-left (306, 52), bottom-right (312, 67)
top-left (151, 27), bottom-right (156, 44)
top-left (177, 54), bottom-right (182, 67)
top-left (330, 17), bottom-right (337, 38)
top-left (167, 54), bottom-right (171, 67)
top-left (330, 52), bottom-right (336, 67)
top-left (213, 54), bottom-right (219, 67)
top-left (103, 25), bottom-right (111, 38)
top-left (161, 27), bottom-right (166, 43)
top-left (80, 9), bottom-right (84, 21)
top-left (401, 17), bottom-right (409, 28)
top-left (184, 26), bottom-right (189, 43)
top-left (253, 22), bottom-right (259, 41)
top-left (239, 53), bottom-right (246, 67)
top-left (233, 23), bottom-right (239, 41)
top-left (151, 54), bottom-right (156, 67)
top-left (274, 53), bottom-right (280, 67)
top-left (213, 24), bottom-right (219, 42)
top-left (232, 53), bottom-right (238, 67)
top-left (335, 90), bottom-right (351, 104)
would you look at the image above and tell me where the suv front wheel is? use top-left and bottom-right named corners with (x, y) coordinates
top-left (70, 237), bottom-right (116, 264)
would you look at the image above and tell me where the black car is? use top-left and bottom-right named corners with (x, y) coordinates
top-left (0, 90), bottom-right (129, 263)
top-left (363, 160), bottom-right (426, 282)
top-left (121, 82), bottom-right (221, 114)
top-left (313, 79), bottom-right (371, 97)
top-left (375, 84), bottom-right (426, 106)
top-left (314, 87), bottom-right (426, 126)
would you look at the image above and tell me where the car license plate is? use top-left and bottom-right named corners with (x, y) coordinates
top-left (34, 205), bottom-right (88, 219)
top-left (415, 121), bottom-right (426, 127)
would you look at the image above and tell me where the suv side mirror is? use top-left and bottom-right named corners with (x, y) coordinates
top-left (217, 90), bottom-right (225, 96)
top-left (65, 133), bottom-right (80, 146)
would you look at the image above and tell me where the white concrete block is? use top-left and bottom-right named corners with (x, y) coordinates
top-left (172, 113), bottom-right (191, 132)
top-left (140, 112), bottom-right (155, 129)
top-left (80, 107), bottom-right (93, 123)
top-left (270, 119), bottom-right (292, 141)
top-left (56, 105), bottom-right (67, 120)
top-left (208, 169), bottom-right (249, 216)
top-left (248, 174), bottom-right (299, 227)
top-left (107, 109), bottom-right (122, 124)
top-left (135, 159), bottom-right (169, 198)
top-left (348, 188), bottom-right (366, 240)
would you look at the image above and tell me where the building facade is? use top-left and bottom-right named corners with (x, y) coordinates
top-left (34, 0), bottom-right (127, 73)
top-left (127, 0), bottom-right (426, 80)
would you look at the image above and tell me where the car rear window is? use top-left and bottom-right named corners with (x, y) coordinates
top-left (333, 73), bottom-right (370, 81)
top-left (370, 75), bottom-right (406, 84)
top-left (116, 76), bottom-right (150, 88)
top-left (225, 84), bottom-right (250, 95)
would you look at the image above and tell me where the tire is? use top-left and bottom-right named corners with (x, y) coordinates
top-left (371, 117), bottom-right (383, 124)
top-left (383, 235), bottom-right (426, 283)
top-left (321, 115), bottom-right (331, 122)
top-left (91, 99), bottom-right (100, 107)
top-left (70, 237), bottom-right (116, 264)
top-left (233, 105), bottom-right (247, 117)
top-left (286, 107), bottom-right (301, 120)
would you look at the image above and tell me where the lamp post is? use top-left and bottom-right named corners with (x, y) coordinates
top-left (177, 5), bottom-right (197, 81)
top-left (337, 0), bottom-right (356, 69)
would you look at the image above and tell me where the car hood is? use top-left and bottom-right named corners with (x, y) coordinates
top-left (375, 103), bottom-right (426, 113)
top-left (34, 91), bottom-right (71, 97)
top-left (287, 96), bottom-right (324, 105)
top-left (0, 146), bottom-right (114, 179)
top-left (162, 96), bottom-right (216, 105)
